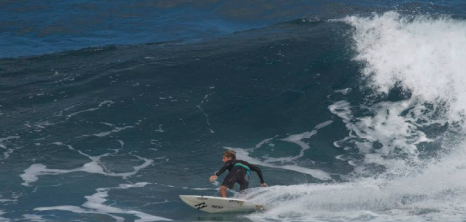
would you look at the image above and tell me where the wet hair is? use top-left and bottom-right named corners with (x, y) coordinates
top-left (223, 150), bottom-right (236, 160)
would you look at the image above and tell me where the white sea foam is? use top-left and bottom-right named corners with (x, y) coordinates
top-left (0, 136), bottom-right (20, 160)
top-left (246, 144), bottom-right (466, 222)
top-left (32, 121), bottom-right (54, 129)
top-left (229, 147), bottom-right (331, 180)
top-left (344, 11), bottom-right (466, 123)
top-left (329, 11), bottom-right (466, 174)
top-left (246, 12), bottom-right (466, 222)
top-left (22, 214), bottom-right (46, 222)
top-left (0, 199), bottom-right (14, 203)
top-left (66, 100), bottom-right (114, 119)
top-left (20, 143), bottom-right (153, 186)
top-left (0, 210), bottom-right (11, 222)
top-left (155, 124), bottom-right (165, 133)
top-left (279, 120), bottom-right (332, 162)
top-left (78, 122), bottom-right (135, 138)
top-left (225, 120), bottom-right (333, 181)
top-left (334, 88), bottom-right (352, 95)
top-left (0, 210), bottom-right (10, 222)
top-left (190, 187), bottom-right (217, 191)
top-left (197, 87), bottom-right (215, 134)
top-left (329, 99), bottom-right (434, 174)
top-left (93, 126), bottom-right (134, 137)
top-left (35, 182), bottom-right (171, 221)
top-left (0, 136), bottom-right (19, 148)
top-left (118, 139), bottom-right (124, 148)
top-left (22, 121), bottom-right (55, 132)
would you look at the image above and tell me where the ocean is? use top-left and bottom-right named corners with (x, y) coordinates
top-left (2, 0), bottom-right (466, 221)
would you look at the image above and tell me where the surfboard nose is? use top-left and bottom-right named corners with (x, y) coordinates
top-left (179, 195), bottom-right (196, 203)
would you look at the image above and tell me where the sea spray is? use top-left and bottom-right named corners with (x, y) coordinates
top-left (245, 12), bottom-right (466, 222)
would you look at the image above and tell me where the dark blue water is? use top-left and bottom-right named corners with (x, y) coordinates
top-left (2, 0), bottom-right (464, 58)
top-left (2, 1), bottom-right (466, 221)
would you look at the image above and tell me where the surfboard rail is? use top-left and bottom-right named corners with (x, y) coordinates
top-left (179, 195), bottom-right (264, 213)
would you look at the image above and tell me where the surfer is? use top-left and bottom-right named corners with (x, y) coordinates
top-left (209, 150), bottom-right (268, 197)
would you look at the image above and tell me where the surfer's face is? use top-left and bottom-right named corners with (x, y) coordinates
top-left (222, 156), bottom-right (232, 163)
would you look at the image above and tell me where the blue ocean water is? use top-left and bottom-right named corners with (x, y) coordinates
top-left (2, 0), bottom-right (466, 221)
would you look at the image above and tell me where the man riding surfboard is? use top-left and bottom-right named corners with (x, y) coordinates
top-left (209, 150), bottom-right (268, 197)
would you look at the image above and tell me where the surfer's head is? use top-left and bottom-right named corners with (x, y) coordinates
top-left (222, 150), bottom-right (236, 162)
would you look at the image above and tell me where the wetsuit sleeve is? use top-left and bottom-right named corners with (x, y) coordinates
top-left (215, 161), bottom-right (231, 176)
top-left (248, 164), bottom-right (265, 184)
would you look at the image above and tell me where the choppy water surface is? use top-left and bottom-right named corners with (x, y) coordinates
top-left (2, 1), bottom-right (466, 221)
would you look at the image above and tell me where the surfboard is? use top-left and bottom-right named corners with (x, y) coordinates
top-left (179, 195), bottom-right (264, 213)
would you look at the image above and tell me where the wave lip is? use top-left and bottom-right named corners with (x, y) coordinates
top-left (244, 12), bottom-right (466, 222)
top-left (343, 11), bottom-right (466, 123)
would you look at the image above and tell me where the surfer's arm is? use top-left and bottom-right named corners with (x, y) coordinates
top-left (215, 161), bottom-right (232, 176)
top-left (210, 161), bottom-right (232, 182)
top-left (248, 164), bottom-right (267, 186)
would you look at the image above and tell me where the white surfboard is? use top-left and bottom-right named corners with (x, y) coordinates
top-left (179, 195), bottom-right (264, 213)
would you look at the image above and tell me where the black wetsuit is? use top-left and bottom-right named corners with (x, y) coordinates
top-left (215, 160), bottom-right (265, 191)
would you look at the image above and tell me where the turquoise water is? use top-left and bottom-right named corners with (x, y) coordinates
top-left (2, 1), bottom-right (466, 221)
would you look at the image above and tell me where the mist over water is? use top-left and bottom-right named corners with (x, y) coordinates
top-left (2, 1), bottom-right (466, 221)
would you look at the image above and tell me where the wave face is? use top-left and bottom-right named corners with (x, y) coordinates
top-left (2, 1), bottom-right (466, 221)
top-left (243, 12), bottom-right (466, 222)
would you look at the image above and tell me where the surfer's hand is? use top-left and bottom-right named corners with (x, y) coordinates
top-left (209, 175), bottom-right (218, 182)
top-left (261, 183), bottom-right (268, 187)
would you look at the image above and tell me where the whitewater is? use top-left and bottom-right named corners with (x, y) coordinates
top-left (241, 12), bottom-right (466, 222)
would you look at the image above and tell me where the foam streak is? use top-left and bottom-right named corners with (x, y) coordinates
top-left (35, 182), bottom-right (171, 221)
